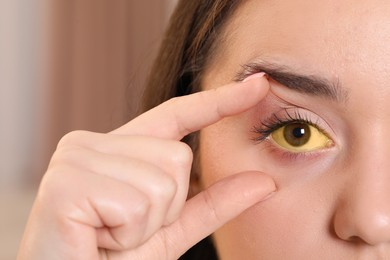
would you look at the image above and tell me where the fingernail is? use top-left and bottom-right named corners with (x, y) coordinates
top-left (243, 72), bottom-right (266, 82)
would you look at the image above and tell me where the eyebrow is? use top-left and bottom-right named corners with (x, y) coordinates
top-left (235, 61), bottom-right (348, 103)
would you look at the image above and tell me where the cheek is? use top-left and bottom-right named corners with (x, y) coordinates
top-left (213, 183), bottom-right (334, 259)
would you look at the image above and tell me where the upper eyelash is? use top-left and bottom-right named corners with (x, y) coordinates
top-left (252, 109), bottom-right (323, 142)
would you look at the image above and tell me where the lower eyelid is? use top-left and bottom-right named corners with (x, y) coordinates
top-left (261, 138), bottom-right (332, 162)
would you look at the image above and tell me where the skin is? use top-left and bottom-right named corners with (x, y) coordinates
top-left (17, 75), bottom-right (275, 259)
top-left (200, 0), bottom-right (390, 259)
top-left (18, 0), bottom-right (390, 259)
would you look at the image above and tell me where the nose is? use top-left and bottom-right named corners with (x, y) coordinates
top-left (333, 147), bottom-right (390, 245)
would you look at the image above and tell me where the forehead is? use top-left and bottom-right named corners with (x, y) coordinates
top-left (214, 0), bottom-right (390, 80)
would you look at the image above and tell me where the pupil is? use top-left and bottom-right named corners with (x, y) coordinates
top-left (283, 123), bottom-right (311, 147)
top-left (292, 127), bottom-right (305, 138)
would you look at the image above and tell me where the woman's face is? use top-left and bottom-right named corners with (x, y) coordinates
top-left (199, 0), bottom-right (390, 258)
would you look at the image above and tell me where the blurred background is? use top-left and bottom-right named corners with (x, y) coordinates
top-left (0, 0), bottom-right (177, 258)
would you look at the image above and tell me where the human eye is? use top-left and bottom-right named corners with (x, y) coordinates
top-left (271, 122), bottom-right (333, 152)
top-left (254, 109), bottom-right (334, 154)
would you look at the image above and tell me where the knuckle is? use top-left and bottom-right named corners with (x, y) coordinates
top-left (37, 168), bottom-right (72, 208)
top-left (129, 196), bottom-right (150, 224)
top-left (51, 145), bottom-right (84, 165)
top-left (149, 175), bottom-right (177, 202)
top-left (57, 130), bottom-right (90, 147)
top-left (169, 142), bottom-right (193, 169)
top-left (119, 195), bottom-right (151, 249)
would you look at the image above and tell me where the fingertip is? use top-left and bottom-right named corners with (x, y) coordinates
top-left (252, 173), bottom-right (277, 202)
top-left (242, 72), bottom-right (266, 82)
top-left (251, 171), bottom-right (276, 190)
top-left (241, 72), bottom-right (270, 100)
top-left (231, 171), bottom-right (276, 201)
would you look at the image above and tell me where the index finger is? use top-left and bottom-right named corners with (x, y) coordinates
top-left (111, 73), bottom-right (269, 140)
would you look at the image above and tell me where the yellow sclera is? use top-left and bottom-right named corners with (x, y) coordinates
top-left (271, 122), bottom-right (332, 152)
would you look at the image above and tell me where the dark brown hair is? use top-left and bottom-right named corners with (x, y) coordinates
top-left (141, 0), bottom-right (242, 259)
top-left (142, 0), bottom-right (241, 112)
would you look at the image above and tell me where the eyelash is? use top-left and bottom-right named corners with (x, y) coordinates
top-left (252, 109), bottom-right (325, 143)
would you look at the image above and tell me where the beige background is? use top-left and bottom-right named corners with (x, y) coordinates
top-left (0, 1), bottom-right (177, 258)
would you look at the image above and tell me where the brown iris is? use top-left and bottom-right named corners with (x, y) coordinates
top-left (283, 123), bottom-right (311, 147)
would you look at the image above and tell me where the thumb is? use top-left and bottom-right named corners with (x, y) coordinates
top-left (158, 171), bottom-right (276, 259)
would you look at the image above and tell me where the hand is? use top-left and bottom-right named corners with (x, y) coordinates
top-left (17, 73), bottom-right (275, 260)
